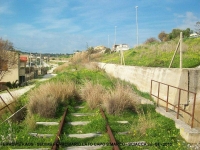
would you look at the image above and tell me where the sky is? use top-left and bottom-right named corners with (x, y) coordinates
top-left (0, 0), bottom-right (199, 54)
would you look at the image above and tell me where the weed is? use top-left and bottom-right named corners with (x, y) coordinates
top-left (27, 81), bottom-right (76, 118)
top-left (103, 82), bottom-right (140, 114)
top-left (131, 107), bottom-right (155, 138)
top-left (80, 81), bottom-right (105, 109)
top-left (24, 113), bottom-right (36, 130)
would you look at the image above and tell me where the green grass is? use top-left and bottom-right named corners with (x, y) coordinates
top-left (100, 37), bottom-right (200, 68)
top-left (0, 64), bottom-right (190, 149)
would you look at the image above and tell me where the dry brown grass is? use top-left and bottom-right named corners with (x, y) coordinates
top-left (83, 62), bottom-right (100, 71)
top-left (103, 83), bottom-right (140, 115)
top-left (70, 52), bottom-right (89, 64)
top-left (53, 62), bottom-right (70, 73)
top-left (27, 81), bottom-right (76, 118)
top-left (70, 51), bottom-right (103, 66)
top-left (80, 81), bottom-right (105, 109)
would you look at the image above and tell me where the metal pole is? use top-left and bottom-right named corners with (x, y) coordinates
top-left (108, 35), bottom-right (109, 49)
top-left (136, 6), bottom-right (139, 46)
top-left (180, 32), bottom-right (183, 68)
top-left (115, 26), bottom-right (116, 45)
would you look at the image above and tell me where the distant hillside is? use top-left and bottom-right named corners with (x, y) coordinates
top-left (100, 37), bottom-right (200, 68)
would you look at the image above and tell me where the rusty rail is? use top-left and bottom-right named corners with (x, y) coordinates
top-left (150, 80), bottom-right (197, 128)
top-left (52, 108), bottom-right (68, 150)
top-left (100, 108), bottom-right (120, 150)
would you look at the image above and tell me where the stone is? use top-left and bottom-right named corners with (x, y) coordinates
top-left (71, 113), bottom-right (95, 117)
top-left (67, 133), bottom-right (102, 138)
top-left (116, 121), bottom-right (128, 124)
top-left (36, 122), bottom-right (59, 126)
top-left (68, 121), bottom-right (90, 126)
top-left (29, 133), bottom-right (54, 138)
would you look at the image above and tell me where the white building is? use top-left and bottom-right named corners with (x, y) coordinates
top-left (190, 33), bottom-right (199, 38)
top-left (112, 44), bottom-right (129, 52)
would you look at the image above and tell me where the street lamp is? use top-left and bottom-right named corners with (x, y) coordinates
top-left (115, 26), bottom-right (117, 45)
top-left (135, 6), bottom-right (139, 46)
top-left (108, 35), bottom-right (109, 48)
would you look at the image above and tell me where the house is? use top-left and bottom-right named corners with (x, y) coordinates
top-left (19, 56), bottom-right (28, 83)
top-left (190, 33), bottom-right (199, 38)
top-left (112, 44), bottom-right (129, 52)
top-left (0, 50), bottom-right (19, 84)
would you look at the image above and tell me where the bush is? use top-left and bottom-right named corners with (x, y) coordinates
top-left (80, 81), bottom-right (105, 109)
top-left (27, 81), bottom-right (76, 118)
top-left (103, 82), bottom-right (140, 114)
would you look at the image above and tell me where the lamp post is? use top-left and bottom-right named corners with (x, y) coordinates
top-left (108, 35), bottom-right (109, 48)
top-left (135, 6), bottom-right (139, 46)
top-left (114, 26), bottom-right (117, 45)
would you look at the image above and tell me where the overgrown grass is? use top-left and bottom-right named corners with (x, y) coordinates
top-left (80, 81), bottom-right (105, 109)
top-left (103, 82), bottom-right (140, 115)
top-left (0, 63), bottom-right (191, 149)
top-left (27, 81), bottom-right (76, 118)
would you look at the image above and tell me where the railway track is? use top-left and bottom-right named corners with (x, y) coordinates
top-left (51, 105), bottom-right (120, 150)
top-left (7, 102), bottom-right (139, 150)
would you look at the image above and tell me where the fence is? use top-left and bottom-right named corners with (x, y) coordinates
top-left (150, 80), bottom-right (197, 128)
top-left (0, 88), bottom-right (15, 121)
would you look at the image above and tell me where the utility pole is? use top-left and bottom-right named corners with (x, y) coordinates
top-left (108, 35), bottom-right (109, 48)
top-left (115, 26), bottom-right (117, 45)
top-left (135, 6), bottom-right (139, 47)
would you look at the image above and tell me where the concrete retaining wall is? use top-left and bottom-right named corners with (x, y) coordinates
top-left (98, 63), bottom-right (200, 127)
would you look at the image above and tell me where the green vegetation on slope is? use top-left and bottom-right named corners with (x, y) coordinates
top-left (101, 37), bottom-right (200, 68)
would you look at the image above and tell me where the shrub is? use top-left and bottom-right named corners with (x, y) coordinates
top-left (70, 52), bottom-right (89, 64)
top-left (80, 81), bottom-right (105, 109)
top-left (27, 81), bottom-right (76, 118)
top-left (103, 82), bottom-right (140, 114)
top-left (53, 62), bottom-right (69, 73)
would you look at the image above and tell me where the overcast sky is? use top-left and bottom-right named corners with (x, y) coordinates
top-left (0, 0), bottom-right (199, 54)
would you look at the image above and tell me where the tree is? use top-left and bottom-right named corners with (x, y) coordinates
top-left (105, 48), bottom-right (111, 53)
top-left (87, 47), bottom-right (95, 54)
top-left (0, 38), bottom-right (18, 81)
top-left (144, 37), bottom-right (159, 44)
top-left (182, 28), bottom-right (191, 37)
top-left (195, 21), bottom-right (200, 34)
top-left (158, 31), bottom-right (169, 42)
top-left (168, 29), bottom-right (182, 40)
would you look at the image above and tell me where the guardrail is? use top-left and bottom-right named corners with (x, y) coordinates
top-left (150, 80), bottom-right (197, 128)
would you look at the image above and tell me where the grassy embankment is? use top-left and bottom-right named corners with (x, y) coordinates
top-left (100, 37), bottom-right (200, 68)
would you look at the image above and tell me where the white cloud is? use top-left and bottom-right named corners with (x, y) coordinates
top-left (177, 12), bottom-right (199, 30)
